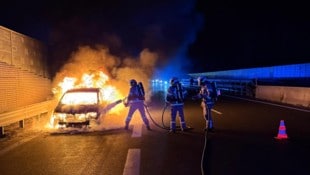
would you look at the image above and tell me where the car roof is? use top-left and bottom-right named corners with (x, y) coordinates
top-left (65, 88), bottom-right (100, 93)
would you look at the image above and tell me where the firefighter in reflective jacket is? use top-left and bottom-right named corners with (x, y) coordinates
top-left (166, 77), bottom-right (189, 133)
top-left (196, 76), bottom-right (217, 132)
top-left (124, 79), bottom-right (151, 130)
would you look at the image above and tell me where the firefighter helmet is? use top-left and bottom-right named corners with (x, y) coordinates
top-left (130, 79), bottom-right (137, 87)
top-left (198, 76), bottom-right (208, 86)
top-left (169, 77), bottom-right (179, 86)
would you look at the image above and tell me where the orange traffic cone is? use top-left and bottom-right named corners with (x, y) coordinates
top-left (275, 120), bottom-right (288, 140)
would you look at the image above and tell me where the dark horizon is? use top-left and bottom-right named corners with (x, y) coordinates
top-left (1, 0), bottom-right (309, 76)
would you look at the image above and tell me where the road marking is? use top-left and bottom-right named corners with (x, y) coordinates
top-left (212, 109), bottom-right (222, 115)
top-left (123, 149), bottom-right (140, 175)
top-left (225, 95), bottom-right (310, 113)
top-left (132, 124), bottom-right (142, 137)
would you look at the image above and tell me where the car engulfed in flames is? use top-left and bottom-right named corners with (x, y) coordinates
top-left (51, 87), bottom-right (122, 128)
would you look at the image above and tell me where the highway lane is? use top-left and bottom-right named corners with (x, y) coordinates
top-left (203, 96), bottom-right (310, 175)
top-left (0, 95), bottom-right (309, 175)
top-left (0, 101), bottom-right (206, 175)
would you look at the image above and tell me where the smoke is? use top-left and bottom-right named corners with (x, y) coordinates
top-left (48, 1), bottom-right (204, 130)
top-left (50, 45), bottom-right (160, 130)
top-left (47, 0), bottom-right (204, 79)
top-left (52, 45), bottom-right (159, 100)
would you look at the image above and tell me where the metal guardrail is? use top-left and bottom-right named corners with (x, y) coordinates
top-left (215, 80), bottom-right (255, 97)
top-left (0, 100), bottom-right (56, 137)
top-left (182, 78), bottom-right (256, 98)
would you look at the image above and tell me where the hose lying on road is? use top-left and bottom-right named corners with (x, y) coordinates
top-left (144, 103), bottom-right (184, 131)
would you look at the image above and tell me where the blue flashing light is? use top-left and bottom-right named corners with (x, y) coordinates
top-left (189, 63), bottom-right (310, 79)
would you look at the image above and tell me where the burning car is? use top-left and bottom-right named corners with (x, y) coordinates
top-left (51, 87), bottom-right (122, 128)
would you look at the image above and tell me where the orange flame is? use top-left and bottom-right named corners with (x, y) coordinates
top-left (54, 71), bottom-right (122, 99)
top-left (52, 70), bottom-right (125, 114)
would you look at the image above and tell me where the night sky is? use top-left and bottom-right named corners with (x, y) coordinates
top-left (1, 0), bottom-right (309, 77)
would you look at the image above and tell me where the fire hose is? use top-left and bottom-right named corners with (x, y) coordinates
top-left (143, 103), bottom-right (170, 130)
top-left (143, 103), bottom-right (185, 131)
top-left (122, 95), bottom-right (186, 131)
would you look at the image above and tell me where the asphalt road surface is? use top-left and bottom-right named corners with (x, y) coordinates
top-left (0, 94), bottom-right (309, 175)
top-left (203, 96), bottom-right (310, 175)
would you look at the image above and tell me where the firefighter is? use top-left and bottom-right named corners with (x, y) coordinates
top-left (195, 76), bottom-right (217, 132)
top-left (166, 77), bottom-right (189, 133)
top-left (124, 79), bottom-right (151, 130)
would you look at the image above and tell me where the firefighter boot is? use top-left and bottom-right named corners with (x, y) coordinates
top-left (124, 122), bottom-right (129, 130)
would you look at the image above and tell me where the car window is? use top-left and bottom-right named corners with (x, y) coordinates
top-left (60, 91), bottom-right (98, 105)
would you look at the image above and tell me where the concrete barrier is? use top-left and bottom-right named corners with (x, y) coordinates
top-left (256, 85), bottom-right (310, 108)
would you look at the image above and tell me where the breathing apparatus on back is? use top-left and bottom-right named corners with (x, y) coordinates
top-left (197, 76), bottom-right (219, 102)
top-left (137, 82), bottom-right (145, 100)
top-left (128, 79), bottom-right (166, 130)
top-left (175, 81), bottom-right (184, 103)
top-left (128, 79), bottom-right (145, 100)
top-left (124, 79), bottom-right (145, 107)
top-left (166, 77), bottom-right (185, 104)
